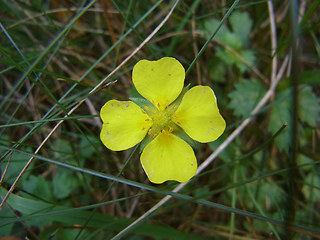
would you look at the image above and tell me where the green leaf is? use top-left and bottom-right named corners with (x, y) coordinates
top-left (302, 171), bottom-right (320, 200)
top-left (22, 175), bottom-right (53, 202)
top-left (202, 12), bottom-right (254, 73)
top-left (216, 46), bottom-right (235, 65)
top-left (52, 228), bottom-right (89, 240)
top-left (216, 43), bottom-right (255, 73)
top-left (268, 89), bottom-right (293, 152)
top-left (298, 154), bottom-right (314, 170)
top-left (52, 168), bottom-right (79, 199)
top-left (203, 18), bottom-right (230, 41)
top-left (221, 32), bottom-right (243, 50)
top-left (39, 226), bottom-right (90, 240)
top-left (228, 79), bottom-right (267, 118)
top-left (0, 205), bottom-right (15, 237)
top-left (299, 85), bottom-right (320, 126)
top-left (235, 49), bottom-right (255, 73)
top-left (299, 70), bottom-right (320, 85)
top-left (268, 85), bottom-right (319, 151)
top-left (229, 11), bottom-right (253, 45)
top-left (52, 139), bottom-right (73, 155)
top-left (51, 138), bottom-right (86, 166)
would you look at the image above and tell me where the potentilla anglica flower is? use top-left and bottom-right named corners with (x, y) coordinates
top-left (100, 57), bottom-right (226, 184)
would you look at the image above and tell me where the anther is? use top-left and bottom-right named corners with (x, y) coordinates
top-left (145, 118), bottom-right (150, 122)
top-left (177, 121), bottom-right (181, 125)
top-left (157, 103), bottom-right (161, 108)
top-left (174, 105), bottom-right (179, 109)
top-left (141, 110), bottom-right (146, 114)
top-left (161, 129), bottom-right (166, 134)
top-left (144, 106), bottom-right (150, 111)
top-left (142, 127), bottom-right (145, 130)
top-left (148, 129), bottom-right (153, 135)
top-left (153, 134), bottom-right (157, 139)
top-left (169, 127), bottom-right (173, 133)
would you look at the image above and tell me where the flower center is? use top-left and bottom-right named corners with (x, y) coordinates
top-left (146, 103), bottom-right (178, 138)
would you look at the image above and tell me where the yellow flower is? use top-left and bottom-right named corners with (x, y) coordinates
top-left (100, 57), bottom-right (226, 184)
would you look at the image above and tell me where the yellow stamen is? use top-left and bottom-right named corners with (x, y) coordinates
top-left (145, 118), bottom-right (150, 122)
top-left (153, 134), bottom-right (157, 139)
top-left (157, 103), bottom-right (161, 108)
top-left (148, 129), bottom-right (153, 135)
top-left (141, 110), bottom-right (146, 114)
top-left (144, 106), bottom-right (150, 111)
top-left (177, 121), bottom-right (181, 125)
top-left (162, 129), bottom-right (166, 134)
top-left (174, 105), bottom-right (179, 109)
top-left (169, 127), bottom-right (173, 133)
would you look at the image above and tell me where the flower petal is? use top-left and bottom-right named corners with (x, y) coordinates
top-left (132, 57), bottom-right (185, 110)
top-left (100, 100), bottom-right (152, 151)
top-left (172, 86), bottom-right (226, 143)
top-left (140, 132), bottom-right (197, 184)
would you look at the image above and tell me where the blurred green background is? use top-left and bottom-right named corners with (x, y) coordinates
top-left (0, 0), bottom-right (319, 239)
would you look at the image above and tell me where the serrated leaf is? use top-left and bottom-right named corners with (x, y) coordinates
top-left (221, 32), bottom-right (243, 50)
top-left (216, 47), bottom-right (235, 65)
top-left (228, 80), bottom-right (267, 118)
top-left (203, 18), bottom-right (230, 41)
top-left (299, 85), bottom-right (320, 126)
top-left (268, 85), bottom-right (319, 152)
top-left (229, 11), bottom-right (253, 45)
top-left (235, 49), bottom-right (255, 73)
top-left (216, 44), bottom-right (255, 73)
